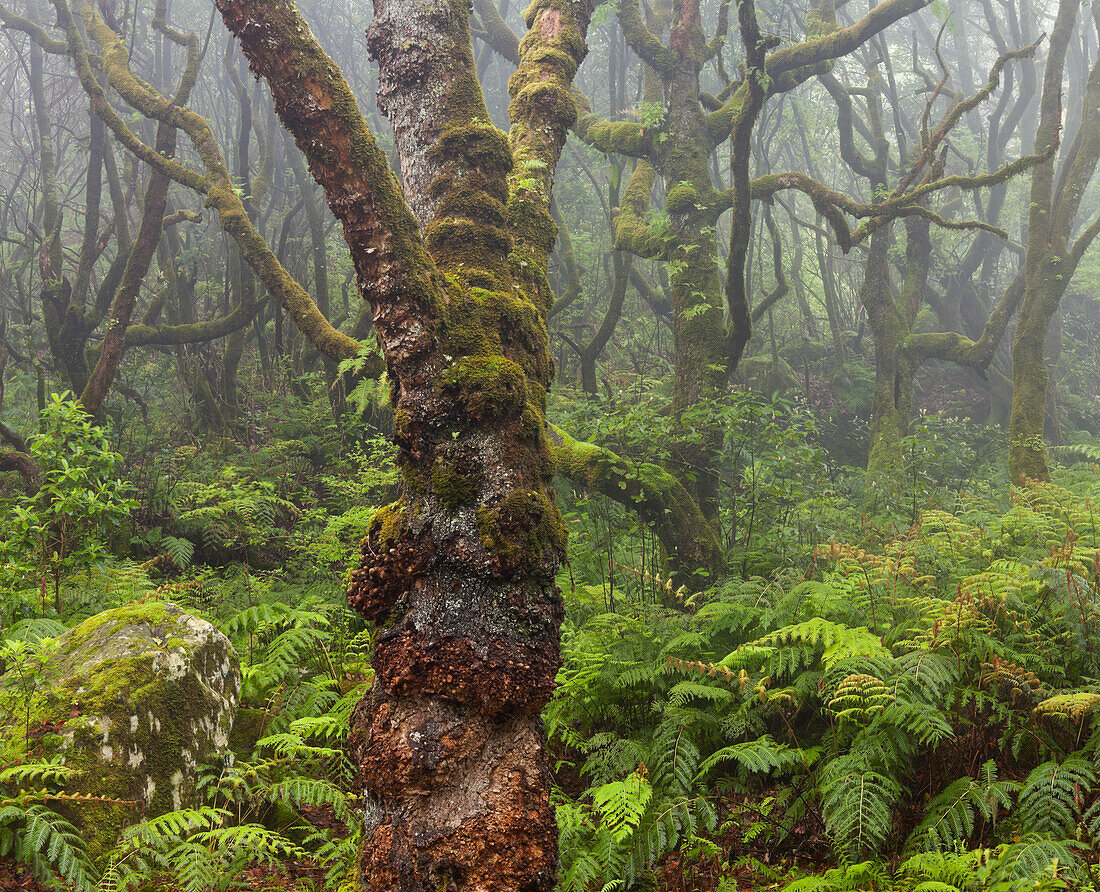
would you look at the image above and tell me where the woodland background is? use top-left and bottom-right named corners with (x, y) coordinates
top-left (1, 0), bottom-right (1100, 889)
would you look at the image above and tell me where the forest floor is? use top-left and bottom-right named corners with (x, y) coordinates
top-left (0, 858), bottom-right (327, 892)
top-left (0, 858), bottom-right (47, 892)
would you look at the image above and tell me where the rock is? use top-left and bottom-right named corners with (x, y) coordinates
top-left (0, 601), bottom-right (240, 859)
top-left (737, 355), bottom-right (800, 396)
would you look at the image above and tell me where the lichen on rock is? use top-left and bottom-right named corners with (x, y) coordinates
top-left (0, 601), bottom-right (240, 860)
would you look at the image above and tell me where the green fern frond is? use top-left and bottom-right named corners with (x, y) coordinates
top-left (592, 773), bottom-right (652, 842)
top-left (1017, 755), bottom-right (1095, 836)
top-left (820, 756), bottom-right (901, 857)
top-left (2, 618), bottom-right (68, 643)
top-left (728, 619), bottom-right (890, 673)
top-left (0, 760), bottom-right (78, 788)
top-left (696, 734), bottom-right (813, 778)
top-left (0, 802), bottom-right (97, 892)
top-left (905, 761), bottom-right (1019, 853)
top-left (1034, 690), bottom-right (1100, 720)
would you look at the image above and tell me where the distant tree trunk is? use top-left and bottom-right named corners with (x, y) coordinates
top-left (1009, 0), bottom-right (1100, 482)
top-left (862, 228), bottom-right (910, 485)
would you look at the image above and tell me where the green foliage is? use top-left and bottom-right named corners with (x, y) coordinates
top-left (171, 470), bottom-right (299, 559)
top-left (553, 471), bottom-right (1100, 890)
top-left (1, 394), bottom-right (136, 610)
top-left (0, 801), bottom-right (98, 892)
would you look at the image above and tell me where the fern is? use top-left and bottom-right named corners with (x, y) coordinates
top-left (781, 861), bottom-right (889, 892)
top-left (161, 535), bottom-right (195, 569)
top-left (1017, 754), bottom-right (1096, 836)
top-left (1034, 689), bottom-right (1100, 720)
top-left (725, 618), bottom-right (890, 673)
top-left (116, 806), bottom-right (227, 849)
top-left (2, 617), bottom-right (68, 643)
top-left (593, 773), bottom-right (653, 841)
top-left (819, 755), bottom-right (901, 857)
top-left (0, 760), bottom-right (78, 789)
top-left (905, 761), bottom-right (1018, 853)
top-left (1052, 442), bottom-right (1100, 465)
top-left (696, 734), bottom-right (813, 778)
top-left (267, 776), bottom-right (351, 822)
top-left (0, 801), bottom-right (97, 892)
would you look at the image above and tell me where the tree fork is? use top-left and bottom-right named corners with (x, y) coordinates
top-left (216, 1), bottom-right (593, 889)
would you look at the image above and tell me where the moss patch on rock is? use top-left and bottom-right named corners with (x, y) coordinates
top-left (0, 601), bottom-right (240, 861)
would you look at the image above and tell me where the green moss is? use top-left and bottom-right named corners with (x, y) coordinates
top-left (59, 600), bottom-right (172, 656)
top-left (442, 284), bottom-right (543, 361)
top-left (429, 121), bottom-right (513, 185)
top-left (367, 500), bottom-right (409, 547)
top-left (520, 403), bottom-right (545, 440)
top-left (510, 81), bottom-right (577, 130)
top-left (666, 182), bottom-right (700, 214)
top-left (392, 408), bottom-right (412, 440)
top-left (430, 183), bottom-right (507, 229)
top-left (425, 217), bottom-right (512, 280)
top-left (476, 488), bottom-right (567, 566)
top-left (439, 356), bottom-right (528, 421)
top-left (228, 706), bottom-right (266, 761)
top-left (581, 117), bottom-right (654, 157)
top-left (506, 196), bottom-right (558, 264)
top-left (431, 460), bottom-right (482, 510)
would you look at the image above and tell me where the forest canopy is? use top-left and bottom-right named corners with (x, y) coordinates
top-left (0, 0), bottom-right (1099, 890)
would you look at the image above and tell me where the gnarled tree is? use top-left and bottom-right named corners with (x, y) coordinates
top-left (212, 0), bottom-right (595, 889)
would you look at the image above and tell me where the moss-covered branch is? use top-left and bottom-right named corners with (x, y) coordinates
top-left (52, 0), bottom-right (362, 362)
top-left (613, 160), bottom-right (663, 257)
top-left (505, 0), bottom-right (595, 311)
top-left (766, 0), bottom-right (930, 77)
top-left (893, 38), bottom-right (1042, 197)
top-left (0, 450), bottom-right (37, 489)
top-left (548, 425), bottom-right (725, 580)
top-left (572, 100), bottom-right (656, 159)
top-left (818, 71), bottom-right (880, 181)
top-left (744, 172), bottom-right (857, 251)
top-left (0, 2), bottom-right (76, 54)
top-left (120, 300), bottom-right (260, 349)
top-left (899, 269), bottom-right (1024, 372)
top-left (705, 0), bottom-right (732, 60)
top-left (81, 8), bottom-right (203, 415)
top-left (617, 0), bottom-right (671, 74)
top-left (215, 0), bottom-right (438, 371)
top-left (705, 0), bottom-right (926, 142)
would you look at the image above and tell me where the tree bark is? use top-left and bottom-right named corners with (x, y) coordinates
top-left (215, 1), bottom-right (593, 889)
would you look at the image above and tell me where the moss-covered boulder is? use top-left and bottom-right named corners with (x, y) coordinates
top-left (0, 601), bottom-right (240, 859)
top-left (737, 355), bottom-right (800, 396)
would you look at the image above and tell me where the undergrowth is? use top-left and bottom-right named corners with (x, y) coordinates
top-left (551, 469), bottom-right (1100, 891)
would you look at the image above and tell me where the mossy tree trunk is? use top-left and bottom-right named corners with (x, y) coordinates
top-left (814, 37), bottom-right (1056, 491)
top-left (215, 1), bottom-right (593, 889)
top-left (863, 230), bottom-right (909, 486)
top-left (1008, 0), bottom-right (1100, 482)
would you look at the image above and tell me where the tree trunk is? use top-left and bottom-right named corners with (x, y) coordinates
top-left (215, 1), bottom-right (594, 889)
top-left (862, 227), bottom-right (908, 487)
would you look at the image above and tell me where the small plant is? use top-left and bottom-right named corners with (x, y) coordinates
top-left (1, 394), bottom-right (136, 611)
